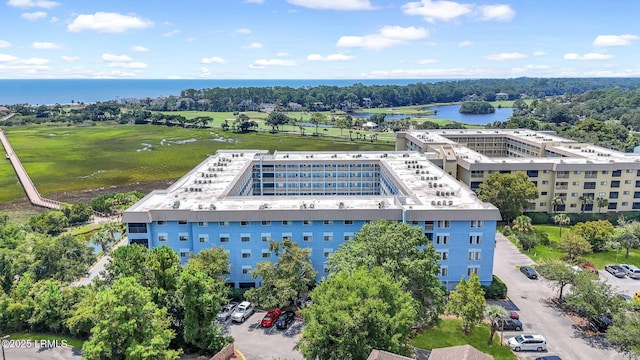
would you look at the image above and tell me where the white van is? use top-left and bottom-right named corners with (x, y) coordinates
top-left (620, 264), bottom-right (640, 279)
top-left (507, 334), bottom-right (547, 352)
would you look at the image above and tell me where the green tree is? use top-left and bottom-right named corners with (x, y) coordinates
top-left (101, 244), bottom-right (148, 284)
top-left (565, 275), bottom-right (625, 321)
top-left (309, 112), bottom-right (327, 136)
top-left (595, 197), bottom-right (609, 213)
top-left (83, 277), bottom-right (180, 360)
top-left (178, 263), bottom-right (231, 354)
top-left (553, 214), bottom-right (571, 237)
top-left (61, 203), bottom-right (94, 225)
top-left (297, 267), bottom-right (417, 360)
top-left (611, 221), bottom-right (640, 259)
top-left (265, 112), bottom-right (289, 132)
top-left (66, 285), bottom-right (98, 337)
top-left (557, 232), bottom-right (592, 262)
top-left (535, 260), bottom-right (577, 302)
top-left (28, 210), bottom-right (69, 235)
top-left (571, 219), bottom-right (615, 252)
top-left (90, 230), bottom-right (113, 252)
top-left (31, 233), bottom-right (96, 282)
top-left (578, 194), bottom-right (594, 213)
top-left (334, 116), bottom-right (350, 137)
top-left (484, 304), bottom-right (507, 345)
top-left (29, 280), bottom-right (65, 333)
top-left (607, 312), bottom-right (640, 358)
top-left (187, 246), bottom-right (231, 280)
top-left (245, 239), bottom-right (317, 309)
top-left (446, 274), bottom-right (487, 333)
top-left (551, 195), bottom-right (564, 214)
top-left (145, 246), bottom-right (182, 304)
top-left (328, 220), bottom-right (445, 325)
top-left (477, 172), bottom-right (539, 223)
top-left (512, 215), bottom-right (534, 233)
top-left (459, 101), bottom-right (496, 114)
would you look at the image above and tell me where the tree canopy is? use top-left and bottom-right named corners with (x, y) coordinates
top-left (477, 171), bottom-right (539, 223)
top-left (446, 274), bottom-right (487, 333)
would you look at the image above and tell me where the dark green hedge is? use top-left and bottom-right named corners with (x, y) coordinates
top-left (482, 275), bottom-right (508, 299)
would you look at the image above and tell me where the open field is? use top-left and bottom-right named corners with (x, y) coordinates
top-left (411, 318), bottom-right (516, 360)
top-left (0, 123), bottom-right (393, 205)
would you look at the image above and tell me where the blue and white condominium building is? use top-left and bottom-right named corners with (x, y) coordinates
top-left (122, 150), bottom-right (501, 289)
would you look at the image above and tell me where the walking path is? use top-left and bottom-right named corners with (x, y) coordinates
top-left (0, 114), bottom-right (62, 209)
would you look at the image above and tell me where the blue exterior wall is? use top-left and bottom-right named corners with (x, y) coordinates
top-left (127, 218), bottom-right (497, 289)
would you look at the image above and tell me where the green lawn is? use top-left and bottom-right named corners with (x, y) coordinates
top-left (0, 123), bottom-right (393, 204)
top-left (9, 332), bottom-right (85, 349)
top-left (411, 318), bottom-right (517, 360)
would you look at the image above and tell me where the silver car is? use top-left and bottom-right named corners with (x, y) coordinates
top-left (217, 301), bottom-right (238, 321)
top-left (230, 301), bottom-right (254, 323)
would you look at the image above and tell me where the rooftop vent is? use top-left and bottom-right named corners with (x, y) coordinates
top-left (172, 201), bottom-right (180, 209)
top-left (338, 202), bottom-right (345, 209)
top-left (448, 200), bottom-right (453, 205)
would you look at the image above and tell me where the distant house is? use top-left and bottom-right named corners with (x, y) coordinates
top-left (362, 97), bottom-right (372, 108)
top-left (428, 345), bottom-right (493, 360)
top-left (0, 106), bottom-right (9, 112)
top-left (287, 102), bottom-right (303, 111)
top-left (259, 103), bottom-right (276, 113)
top-left (495, 92), bottom-right (509, 101)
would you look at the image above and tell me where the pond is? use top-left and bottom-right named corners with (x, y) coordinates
top-left (353, 104), bottom-right (513, 125)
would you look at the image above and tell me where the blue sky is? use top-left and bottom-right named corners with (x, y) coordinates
top-left (1, 0), bottom-right (639, 79)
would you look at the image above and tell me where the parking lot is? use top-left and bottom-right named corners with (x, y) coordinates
top-left (223, 310), bottom-right (304, 360)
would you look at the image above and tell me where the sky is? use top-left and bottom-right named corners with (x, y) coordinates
top-left (1, 0), bottom-right (639, 79)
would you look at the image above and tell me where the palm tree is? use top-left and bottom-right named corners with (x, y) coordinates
top-left (578, 194), bottom-right (593, 213)
top-left (553, 214), bottom-right (571, 237)
top-left (512, 215), bottom-right (534, 233)
top-left (596, 197), bottom-right (608, 213)
top-left (552, 196), bottom-right (564, 213)
top-left (103, 221), bottom-right (124, 241)
top-left (485, 305), bottom-right (508, 345)
top-left (90, 230), bottom-right (113, 252)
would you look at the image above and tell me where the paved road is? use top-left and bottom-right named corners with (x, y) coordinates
top-left (72, 236), bottom-right (128, 287)
top-left (493, 232), bottom-right (625, 360)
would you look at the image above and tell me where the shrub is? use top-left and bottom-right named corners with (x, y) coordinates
top-left (501, 225), bottom-right (512, 236)
top-left (525, 212), bottom-right (550, 224)
top-left (482, 275), bottom-right (508, 299)
top-left (536, 229), bottom-right (550, 246)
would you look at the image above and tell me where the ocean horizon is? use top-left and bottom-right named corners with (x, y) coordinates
top-left (0, 78), bottom-right (451, 106)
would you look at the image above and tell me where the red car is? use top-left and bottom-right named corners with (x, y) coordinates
top-left (261, 309), bottom-right (282, 327)
top-left (510, 311), bottom-right (520, 320)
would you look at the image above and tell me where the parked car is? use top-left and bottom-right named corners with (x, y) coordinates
top-left (261, 308), bottom-right (282, 327)
top-left (605, 264), bottom-right (626, 278)
top-left (509, 311), bottom-right (520, 320)
top-left (507, 334), bottom-right (547, 352)
top-left (520, 266), bottom-right (538, 279)
top-left (230, 301), bottom-right (255, 323)
top-left (216, 301), bottom-right (239, 321)
top-left (501, 318), bottom-right (523, 331)
top-left (582, 263), bottom-right (599, 276)
top-left (620, 264), bottom-right (640, 279)
top-left (590, 315), bottom-right (613, 332)
top-left (276, 310), bottom-right (296, 329)
top-left (535, 356), bottom-right (562, 360)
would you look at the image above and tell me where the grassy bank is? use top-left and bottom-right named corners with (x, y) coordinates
top-left (0, 122), bottom-right (393, 204)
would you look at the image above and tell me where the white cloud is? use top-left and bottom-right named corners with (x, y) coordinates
top-left (21, 11), bottom-right (47, 20)
top-left (0, 40), bottom-right (11, 48)
top-left (201, 56), bottom-right (226, 64)
top-left (200, 67), bottom-right (212, 77)
top-left (244, 0), bottom-right (265, 3)
top-left (107, 62), bottom-right (147, 69)
top-left (484, 52), bottom-right (527, 61)
top-left (162, 30), bottom-right (180, 37)
top-left (0, 54), bottom-right (18, 62)
top-left (102, 53), bottom-right (133, 62)
top-left (533, 51), bottom-right (546, 56)
top-left (402, 0), bottom-right (473, 23)
top-left (593, 34), bottom-right (639, 47)
top-left (248, 59), bottom-right (297, 69)
top-left (233, 28), bottom-right (251, 35)
top-left (243, 42), bottom-right (263, 49)
top-left (68, 12), bottom-right (153, 33)
top-left (307, 53), bottom-right (354, 61)
top-left (49, 16), bottom-right (58, 23)
top-left (17, 57), bottom-right (48, 65)
top-left (31, 41), bottom-right (60, 49)
top-left (7, 0), bottom-right (59, 9)
top-left (131, 45), bottom-right (149, 52)
top-left (277, 52), bottom-right (289, 57)
top-left (458, 40), bottom-right (473, 47)
top-left (337, 25), bottom-right (428, 50)
top-left (286, 0), bottom-right (374, 10)
top-left (477, 4), bottom-right (515, 21)
top-left (564, 52), bottom-right (614, 61)
top-left (61, 55), bottom-right (79, 62)
top-left (418, 58), bottom-right (438, 64)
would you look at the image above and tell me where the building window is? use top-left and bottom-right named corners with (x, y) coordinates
top-left (262, 251), bottom-right (271, 259)
top-left (179, 234), bottom-right (188, 242)
top-left (242, 266), bottom-right (252, 275)
top-left (437, 220), bottom-right (450, 228)
top-left (439, 266), bottom-right (448, 277)
top-left (469, 235), bottom-right (482, 244)
top-left (178, 220), bottom-right (188, 225)
top-left (324, 266), bottom-right (330, 274)
top-left (241, 251), bottom-right (251, 259)
top-left (438, 251), bottom-right (449, 261)
top-left (540, 202), bottom-right (547, 207)
top-left (468, 251), bottom-right (481, 261)
top-left (261, 233), bottom-right (271, 242)
top-left (625, 180), bottom-right (632, 185)
top-left (323, 220), bottom-right (333, 225)
top-left (600, 181), bottom-right (607, 186)
top-left (622, 202), bottom-right (629, 206)
top-left (436, 235), bottom-right (449, 245)
top-left (282, 234), bottom-right (292, 241)
top-left (197, 222), bottom-right (207, 227)
top-left (526, 170), bottom-right (538, 178)
top-left (261, 221), bottom-right (271, 226)
top-left (612, 170), bottom-right (622, 177)
top-left (467, 267), bottom-right (480, 276)
top-left (470, 220), bottom-right (483, 228)
top-left (634, 203), bottom-right (640, 210)
top-left (608, 202), bottom-right (618, 210)
top-left (610, 192), bottom-right (619, 199)
top-left (241, 235), bottom-right (251, 242)
top-left (574, 171), bottom-right (581, 174)
top-left (624, 191), bottom-right (630, 195)
top-left (542, 180), bottom-right (549, 185)
top-left (541, 191), bottom-right (548, 196)
top-left (158, 234), bottom-right (168, 242)
top-left (583, 182), bottom-right (596, 189)
top-left (571, 192), bottom-right (578, 197)
top-left (303, 233), bottom-right (313, 242)
top-left (240, 221), bottom-right (250, 226)
top-left (282, 220), bottom-right (291, 226)
top-left (157, 221), bottom-right (166, 226)
top-left (572, 181), bottom-right (579, 186)
top-left (128, 223), bottom-right (148, 234)
top-left (344, 220), bottom-right (354, 225)
top-left (323, 249), bottom-right (333, 258)
top-left (344, 233), bottom-right (355, 241)
top-left (303, 220), bottom-right (312, 226)
top-left (219, 221), bottom-right (229, 227)
top-left (219, 235), bottom-right (229, 243)
top-left (198, 235), bottom-right (208, 243)
top-left (179, 251), bottom-right (189, 258)
top-left (471, 170), bottom-right (483, 178)
top-left (611, 181), bottom-right (620, 188)
top-left (324, 233), bottom-right (333, 241)
top-left (585, 171), bottom-right (598, 179)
